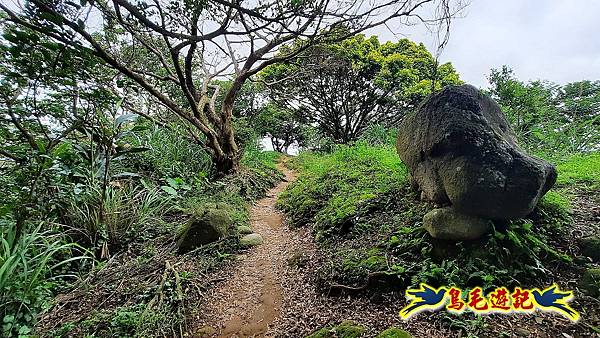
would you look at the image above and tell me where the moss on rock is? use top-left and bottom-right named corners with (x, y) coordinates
top-left (240, 233), bottom-right (263, 246)
top-left (376, 327), bottom-right (413, 338)
top-left (580, 268), bottom-right (600, 297)
top-left (237, 225), bottom-right (253, 234)
top-left (176, 208), bottom-right (233, 253)
top-left (580, 236), bottom-right (600, 262)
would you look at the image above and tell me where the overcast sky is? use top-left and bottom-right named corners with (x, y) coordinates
top-left (374, 0), bottom-right (600, 88)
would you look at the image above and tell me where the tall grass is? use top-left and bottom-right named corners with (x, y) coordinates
top-left (66, 184), bottom-right (171, 251)
top-left (1, 220), bottom-right (86, 337)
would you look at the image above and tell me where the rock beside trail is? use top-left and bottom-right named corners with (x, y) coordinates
top-left (423, 207), bottom-right (492, 240)
top-left (580, 236), bottom-right (600, 262)
top-left (580, 269), bottom-right (600, 297)
top-left (176, 208), bottom-right (233, 253)
top-left (237, 225), bottom-right (253, 234)
top-left (240, 233), bottom-right (264, 246)
top-left (307, 321), bottom-right (365, 338)
top-left (397, 84), bottom-right (557, 239)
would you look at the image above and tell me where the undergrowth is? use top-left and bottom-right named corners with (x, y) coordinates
top-left (278, 143), bottom-right (589, 294)
top-left (277, 142), bottom-right (406, 239)
top-left (35, 147), bottom-right (283, 337)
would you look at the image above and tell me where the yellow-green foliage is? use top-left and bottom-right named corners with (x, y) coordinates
top-left (536, 190), bottom-right (572, 230)
top-left (278, 142), bottom-right (407, 236)
top-left (556, 152), bottom-right (600, 187)
top-left (376, 328), bottom-right (412, 338)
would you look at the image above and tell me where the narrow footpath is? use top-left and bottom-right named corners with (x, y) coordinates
top-left (193, 160), bottom-right (298, 337)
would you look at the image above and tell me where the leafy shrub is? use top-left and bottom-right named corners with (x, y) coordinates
top-left (125, 123), bottom-right (212, 181)
top-left (65, 184), bottom-right (171, 251)
top-left (74, 304), bottom-right (178, 338)
top-left (358, 124), bottom-right (398, 146)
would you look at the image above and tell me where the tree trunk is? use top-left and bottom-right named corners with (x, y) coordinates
top-left (213, 152), bottom-right (238, 177)
top-left (214, 81), bottom-right (242, 177)
top-left (212, 128), bottom-right (239, 177)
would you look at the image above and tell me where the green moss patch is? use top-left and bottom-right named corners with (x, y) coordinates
top-left (556, 153), bottom-right (600, 187)
top-left (376, 327), bottom-right (413, 338)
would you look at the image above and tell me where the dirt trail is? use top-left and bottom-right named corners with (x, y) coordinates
top-left (193, 160), bottom-right (297, 337)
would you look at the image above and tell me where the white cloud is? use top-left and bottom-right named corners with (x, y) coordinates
top-left (370, 0), bottom-right (600, 88)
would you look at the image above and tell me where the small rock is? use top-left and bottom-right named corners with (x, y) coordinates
top-left (423, 207), bottom-right (492, 240)
top-left (195, 326), bottom-right (216, 337)
top-left (237, 225), bottom-right (253, 234)
top-left (176, 208), bottom-right (233, 253)
top-left (376, 327), bottom-right (413, 338)
top-left (580, 268), bottom-right (600, 297)
top-left (240, 233), bottom-right (264, 246)
top-left (580, 236), bottom-right (600, 262)
top-left (514, 328), bottom-right (531, 337)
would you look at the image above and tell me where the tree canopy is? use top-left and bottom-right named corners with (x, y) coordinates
top-left (1, 0), bottom-right (459, 174)
top-left (488, 66), bottom-right (600, 154)
top-left (260, 33), bottom-right (461, 143)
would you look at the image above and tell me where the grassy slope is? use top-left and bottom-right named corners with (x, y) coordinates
top-left (278, 143), bottom-right (600, 336)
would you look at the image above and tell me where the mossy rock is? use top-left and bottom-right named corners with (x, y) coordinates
top-left (376, 327), bottom-right (412, 338)
top-left (176, 208), bottom-right (233, 253)
top-left (580, 236), bottom-right (600, 262)
top-left (580, 268), bottom-right (600, 297)
top-left (423, 207), bottom-right (492, 240)
top-left (237, 225), bottom-right (253, 234)
top-left (240, 233), bottom-right (263, 246)
top-left (306, 321), bottom-right (365, 338)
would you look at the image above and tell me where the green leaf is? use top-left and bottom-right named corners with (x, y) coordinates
top-left (115, 113), bottom-right (138, 126)
top-left (166, 177), bottom-right (178, 188)
top-left (160, 186), bottom-right (177, 196)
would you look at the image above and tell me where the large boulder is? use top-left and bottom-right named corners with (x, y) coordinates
top-left (176, 208), bottom-right (233, 253)
top-left (397, 85), bottom-right (557, 239)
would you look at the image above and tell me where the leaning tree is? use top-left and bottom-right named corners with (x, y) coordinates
top-left (1, 0), bottom-right (462, 175)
